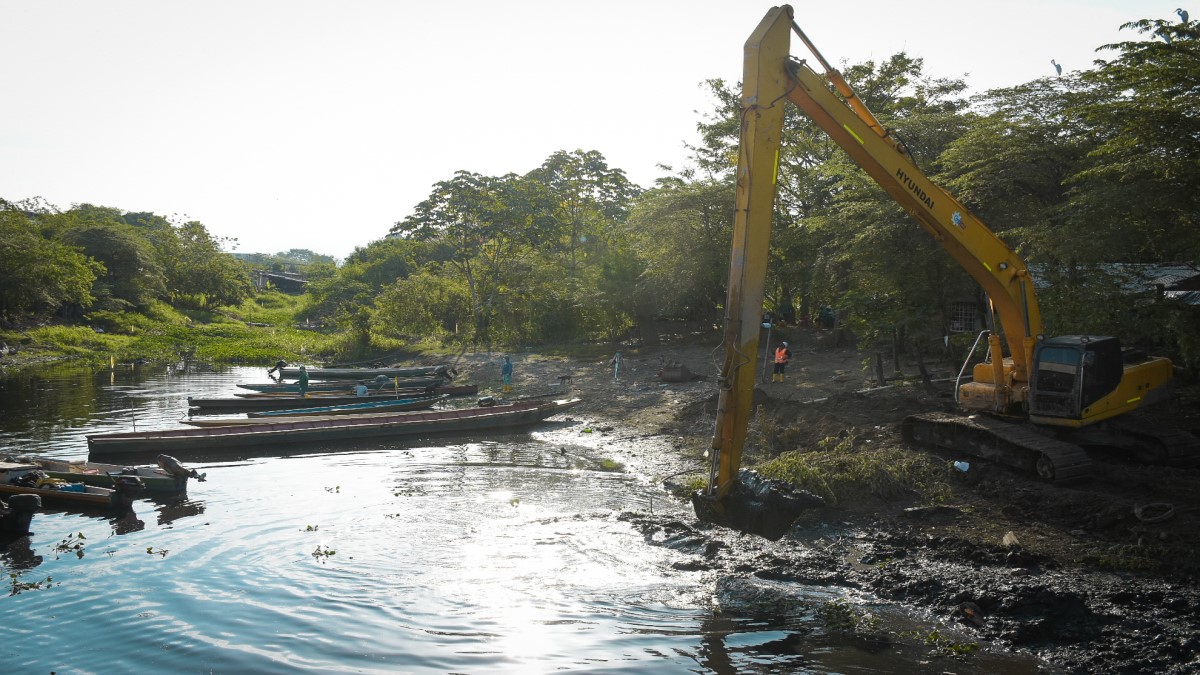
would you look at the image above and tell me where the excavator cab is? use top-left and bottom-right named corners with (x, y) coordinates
top-left (1029, 336), bottom-right (1124, 419)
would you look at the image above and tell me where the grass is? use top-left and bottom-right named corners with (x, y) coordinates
top-left (3, 292), bottom-right (341, 369)
top-left (901, 628), bottom-right (979, 659)
top-left (597, 458), bottom-right (625, 472)
top-left (753, 434), bottom-right (951, 507)
top-left (817, 598), bottom-right (881, 634)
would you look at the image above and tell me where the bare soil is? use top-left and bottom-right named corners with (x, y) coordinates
top-left (450, 328), bottom-right (1200, 673)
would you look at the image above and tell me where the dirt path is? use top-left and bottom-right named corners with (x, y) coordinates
top-left (445, 330), bottom-right (1200, 673)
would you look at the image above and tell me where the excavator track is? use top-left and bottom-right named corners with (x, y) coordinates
top-left (1097, 419), bottom-right (1200, 466)
top-left (902, 412), bottom-right (1093, 484)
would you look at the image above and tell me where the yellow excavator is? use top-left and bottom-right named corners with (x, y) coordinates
top-left (694, 5), bottom-right (1195, 538)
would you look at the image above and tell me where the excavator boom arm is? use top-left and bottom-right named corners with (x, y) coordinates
top-left (708, 5), bottom-right (1042, 497)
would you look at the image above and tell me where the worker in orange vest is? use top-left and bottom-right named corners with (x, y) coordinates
top-left (772, 341), bottom-right (791, 382)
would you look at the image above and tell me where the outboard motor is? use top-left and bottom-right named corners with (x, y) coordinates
top-left (157, 454), bottom-right (206, 482)
top-left (108, 473), bottom-right (146, 511)
top-left (0, 494), bottom-right (40, 535)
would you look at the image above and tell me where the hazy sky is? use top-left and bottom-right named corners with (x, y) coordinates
top-left (1, 0), bottom-right (1175, 259)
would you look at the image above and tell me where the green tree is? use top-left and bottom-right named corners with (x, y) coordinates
top-left (0, 200), bottom-right (101, 319)
top-left (625, 178), bottom-right (732, 322)
top-left (392, 171), bottom-right (535, 348)
top-left (372, 270), bottom-right (470, 340)
top-left (171, 221), bottom-right (253, 308)
top-left (1064, 18), bottom-right (1200, 262)
top-left (524, 149), bottom-right (641, 273)
top-left (60, 209), bottom-right (166, 310)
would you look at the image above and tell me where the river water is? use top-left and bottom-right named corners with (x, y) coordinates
top-left (0, 364), bottom-right (1044, 673)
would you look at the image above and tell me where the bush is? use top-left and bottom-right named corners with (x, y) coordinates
top-left (754, 434), bottom-right (950, 506)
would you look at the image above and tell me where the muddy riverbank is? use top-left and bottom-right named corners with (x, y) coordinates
top-left (448, 330), bottom-right (1200, 673)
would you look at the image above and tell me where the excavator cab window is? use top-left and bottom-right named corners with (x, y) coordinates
top-left (1034, 346), bottom-right (1079, 395)
top-left (1031, 345), bottom-right (1082, 417)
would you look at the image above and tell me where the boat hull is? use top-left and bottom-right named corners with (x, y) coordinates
top-left (278, 365), bottom-right (452, 380)
top-left (5, 456), bottom-right (199, 496)
top-left (189, 386), bottom-right (478, 412)
top-left (246, 395), bottom-right (446, 418)
top-left (89, 399), bottom-right (581, 457)
top-left (0, 461), bottom-right (143, 510)
top-left (237, 376), bottom-right (449, 393)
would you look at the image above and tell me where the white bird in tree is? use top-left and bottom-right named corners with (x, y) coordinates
top-left (1051, 59), bottom-right (1062, 76)
top-left (1177, 8), bottom-right (1189, 23)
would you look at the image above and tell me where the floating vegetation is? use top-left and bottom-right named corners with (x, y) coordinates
top-left (146, 547), bottom-right (170, 558)
top-left (597, 458), bottom-right (624, 472)
top-left (302, 524), bottom-right (319, 532)
top-left (311, 545), bottom-right (337, 563)
top-left (9, 573), bottom-right (55, 596)
top-left (325, 486), bottom-right (341, 493)
top-left (54, 532), bottom-right (87, 560)
top-left (901, 628), bottom-right (979, 659)
top-left (817, 598), bottom-right (880, 634)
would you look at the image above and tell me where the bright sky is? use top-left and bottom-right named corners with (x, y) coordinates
top-left (0, 0), bottom-right (1173, 259)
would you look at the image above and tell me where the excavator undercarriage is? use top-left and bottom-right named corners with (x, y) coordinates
top-left (902, 411), bottom-right (1200, 483)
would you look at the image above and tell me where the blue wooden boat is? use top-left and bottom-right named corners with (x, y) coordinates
top-left (245, 394), bottom-right (447, 418)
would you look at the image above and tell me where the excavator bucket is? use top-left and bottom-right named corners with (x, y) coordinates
top-left (691, 470), bottom-right (823, 541)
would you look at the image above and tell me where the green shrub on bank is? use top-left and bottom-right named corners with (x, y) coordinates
top-left (24, 325), bottom-right (124, 353)
top-left (232, 291), bottom-right (309, 327)
top-left (4, 290), bottom-right (460, 370)
top-left (754, 434), bottom-right (951, 506)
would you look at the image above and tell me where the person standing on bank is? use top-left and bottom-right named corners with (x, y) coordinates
top-left (501, 355), bottom-right (513, 392)
top-left (772, 341), bottom-right (791, 382)
top-left (298, 365), bottom-right (310, 397)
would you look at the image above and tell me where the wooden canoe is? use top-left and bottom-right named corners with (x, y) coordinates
top-left (235, 375), bottom-right (450, 393)
top-left (278, 365), bottom-right (453, 380)
top-left (243, 395), bottom-right (445, 418)
top-left (0, 460), bottom-right (144, 510)
top-left (4, 454), bottom-right (203, 495)
top-left (88, 398), bottom-right (582, 457)
top-left (188, 385), bottom-right (478, 411)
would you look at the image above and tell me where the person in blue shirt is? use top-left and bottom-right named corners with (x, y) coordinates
top-left (501, 355), bottom-right (514, 392)
top-left (298, 365), bottom-right (310, 397)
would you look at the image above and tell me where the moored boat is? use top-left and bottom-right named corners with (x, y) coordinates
top-left (189, 385), bottom-right (478, 412)
top-left (236, 375), bottom-right (450, 393)
top-left (278, 364), bottom-right (454, 380)
top-left (4, 454), bottom-right (205, 496)
top-left (0, 460), bottom-right (145, 510)
top-left (246, 395), bottom-right (447, 418)
top-left (89, 398), bottom-right (582, 457)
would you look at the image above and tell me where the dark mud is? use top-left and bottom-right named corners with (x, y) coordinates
top-left (455, 336), bottom-right (1200, 673)
top-left (620, 508), bottom-right (1200, 674)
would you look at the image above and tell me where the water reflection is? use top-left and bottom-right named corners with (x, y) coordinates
top-left (0, 364), bottom-right (1051, 674)
top-left (111, 511), bottom-right (145, 535)
top-left (155, 497), bottom-right (206, 527)
top-left (0, 533), bottom-right (42, 571)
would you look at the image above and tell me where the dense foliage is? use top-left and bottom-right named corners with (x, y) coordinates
top-left (5, 14), bottom-right (1197, 371)
top-left (0, 199), bottom-right (252, 321)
